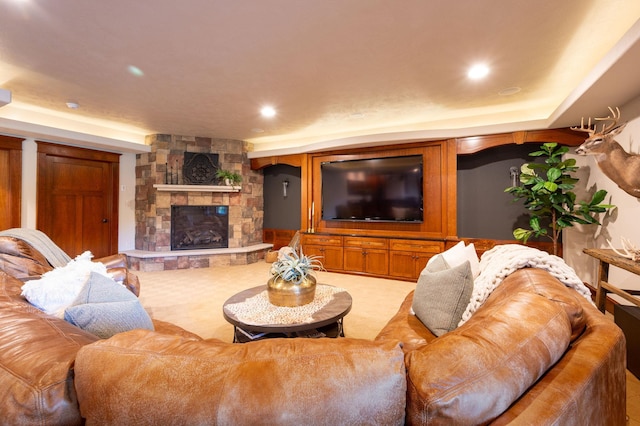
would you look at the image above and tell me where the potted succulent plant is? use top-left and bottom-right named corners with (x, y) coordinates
top-left (267, 246), bottom-right (324, 307)
top-left (505, 142), bottom-right (615, 256)
top-left (215, 169), bottom-right (242, 187)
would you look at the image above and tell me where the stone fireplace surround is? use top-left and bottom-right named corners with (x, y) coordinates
top-left (125, 134), bottom-right (271, 272)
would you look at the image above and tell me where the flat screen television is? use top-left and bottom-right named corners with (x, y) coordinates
top-left (321, 155), bottom-right (423, 222)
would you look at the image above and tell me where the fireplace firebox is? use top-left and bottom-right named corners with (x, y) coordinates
top-left (171, 205), bottom-right (229, 250)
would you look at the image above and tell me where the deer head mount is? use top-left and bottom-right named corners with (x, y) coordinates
top-left (571, 107), bottom-right (640, 198)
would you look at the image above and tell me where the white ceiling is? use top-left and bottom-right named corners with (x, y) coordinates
top-left (1, 0), bottom-right (640, 156)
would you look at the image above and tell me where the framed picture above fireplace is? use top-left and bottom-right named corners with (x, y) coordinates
top-left (182, 152), bottom-right (219, 185)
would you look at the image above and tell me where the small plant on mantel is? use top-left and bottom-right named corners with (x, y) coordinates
top-left (215, 169), bottom-right (242, 187)
top-left (505, 142), bottom-right (615, 256)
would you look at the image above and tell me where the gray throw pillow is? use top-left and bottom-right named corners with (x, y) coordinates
top-left (64, 272), bottom-right (154, 339)
top-left (412, 258), bottom-right (474, 337)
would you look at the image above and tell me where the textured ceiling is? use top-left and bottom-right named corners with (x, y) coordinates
top-left (1, 1), bottom-right (640, 155)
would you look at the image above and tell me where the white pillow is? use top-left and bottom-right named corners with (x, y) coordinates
top-left (429, 241), bottom-right (480, 279)
top-left (21, 251), bottom-right (111, 318)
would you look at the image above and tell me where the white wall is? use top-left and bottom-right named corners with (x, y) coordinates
top-left (118, 152), bottom-right (136, 251)
top-left (564, 103), bottom-right (640, 298)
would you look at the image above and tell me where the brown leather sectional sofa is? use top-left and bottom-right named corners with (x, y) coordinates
top-left (0, 235), bottom-right (627, 424)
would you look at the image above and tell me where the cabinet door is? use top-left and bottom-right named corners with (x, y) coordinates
top-left (344, 247), bottom-right (365, 272)
top-left (389, 251), bottom-right (416, 279)
top-left (413, 253), bottom-right (433, 278)
top-left (365, 248), bottom-right (389, 275)
top-left (306, 245), bottom-right (344, 271)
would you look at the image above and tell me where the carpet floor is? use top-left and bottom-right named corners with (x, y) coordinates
top-left (137, 261), bottom-right (416, 342)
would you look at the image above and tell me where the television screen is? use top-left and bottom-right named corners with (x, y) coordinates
top-left (321, 155), bottom-right (423, 222)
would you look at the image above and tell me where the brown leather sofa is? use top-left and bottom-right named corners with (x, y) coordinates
top-left (0, 237), bottom-right (406, 425)
top-left (0, 235), bottom-right (627, 425)
top-left (376, 267), bottom-right (627, 425)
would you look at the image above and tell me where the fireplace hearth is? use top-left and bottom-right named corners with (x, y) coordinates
top-left (171, 205), bottom-right (229, 250)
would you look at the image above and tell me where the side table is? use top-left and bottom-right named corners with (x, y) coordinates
top-left (584, 248), bottom-right (640, 379)
top-left (222, 284), bottom-right (352, 343)
top-left (583, 248), bottom-right (640, 312)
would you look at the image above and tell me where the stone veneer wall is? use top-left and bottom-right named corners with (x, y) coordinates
top-left (134, 134), bottom-right (264, 269)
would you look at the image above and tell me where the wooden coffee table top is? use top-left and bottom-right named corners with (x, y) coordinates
top-left (222, 284), bottom-right (352, 334)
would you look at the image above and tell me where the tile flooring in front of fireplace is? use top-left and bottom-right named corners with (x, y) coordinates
top-left (136, 262), bottom-right (640, 425)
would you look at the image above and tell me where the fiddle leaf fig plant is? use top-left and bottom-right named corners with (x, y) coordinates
top-left (505, 142), bottom-right (615, 256)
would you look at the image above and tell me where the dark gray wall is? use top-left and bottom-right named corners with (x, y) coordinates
top-left (457, 144), bottom-right (536, 239)
top-left (263, 164), bottom-right (302, 230)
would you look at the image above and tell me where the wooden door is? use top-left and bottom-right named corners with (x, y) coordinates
top-left (36, 142), bottom-right (119, 258)
top-left (0, 136), bottom-right (23, 230)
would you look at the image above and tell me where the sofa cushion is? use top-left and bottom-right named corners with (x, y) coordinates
top-left (412, 257), bottom-right (474, 336)
top-left (429, 241), bottom-right (480, 278)
top-left (64, 272), bottom-right (154, 339)
top-left (405, 291), bottom-right (572, 425)
top-left (74, 330), bottom-right (407, 425)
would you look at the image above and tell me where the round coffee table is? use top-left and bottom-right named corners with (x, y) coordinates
top-left (223, 284), bottom-right (352, 342)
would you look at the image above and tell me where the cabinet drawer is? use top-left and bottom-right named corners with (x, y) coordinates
top-left (343, 236), bottom-right (388, 249)
top-left (302, 234), bottom-right (343, 246)
top-left (389, 239), bottom-right (443, 253)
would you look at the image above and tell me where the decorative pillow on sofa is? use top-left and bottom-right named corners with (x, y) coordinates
top-left (428, 240), bottom-right (480, 278)
top-left (21, 251), bottom-right (110, 318)
top-left (412, 255), bottom-right (474, 336)
top-left (64, 272), bottom-right (154, 339)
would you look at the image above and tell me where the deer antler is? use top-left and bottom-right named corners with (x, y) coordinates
top-left (607, 237), bottom-right (640, 262)
top-left (570, 116), bottom-right (595, 136)
top-left (571, 106), bottom-right (621, 136)
top-left (594, 106), bottom-right (621, 134)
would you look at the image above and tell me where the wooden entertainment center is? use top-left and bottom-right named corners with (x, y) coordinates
top-left (253, 128), bottom-right (583, 280)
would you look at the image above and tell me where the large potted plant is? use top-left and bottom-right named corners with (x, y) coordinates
top-left (267, 247), bottom-right (323, 307)
top-left (505, 142), bottom-right (615, 256)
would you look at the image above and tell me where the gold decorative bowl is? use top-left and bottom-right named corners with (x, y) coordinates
top-left (267, 275), bottom-right (317, 307)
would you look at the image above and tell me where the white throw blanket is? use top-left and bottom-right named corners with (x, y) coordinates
top-left (459, 244), bottom-right (593, 326)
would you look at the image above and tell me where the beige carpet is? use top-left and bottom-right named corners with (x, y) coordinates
top-left (137, 262), bottom-right (417, 342)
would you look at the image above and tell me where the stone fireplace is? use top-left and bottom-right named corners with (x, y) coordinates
top-left (128, 134), bottom-right (270, 271)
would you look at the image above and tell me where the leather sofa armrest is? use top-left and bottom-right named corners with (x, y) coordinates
top-left (94, 253), bottom-right (127, 269)
top-left (375, 290), bottom-right (436, 353)
top-left (107, 267), bottom-right (141, 297)
top-left (93, 254), bottom-right (140, 297)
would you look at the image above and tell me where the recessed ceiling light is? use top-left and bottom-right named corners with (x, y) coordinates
top-left (499, 87), bottom-right (521, 96)
top-left (260, 106), bottom-right (276, 118)
top-left (66, 101), bottom-right (79, 109)
top-left (467, 64), bottom-right (489, 80)
top-left (127, 65), bottom-right (144, 77)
